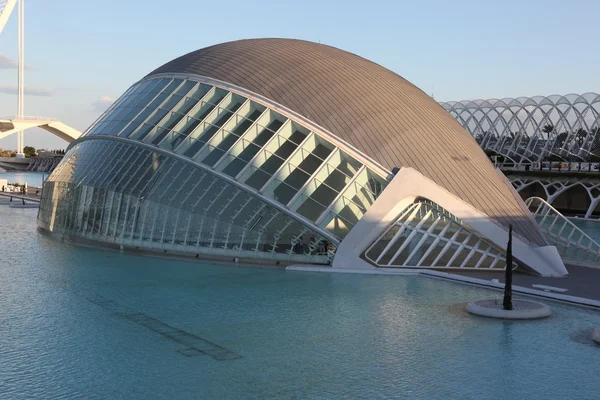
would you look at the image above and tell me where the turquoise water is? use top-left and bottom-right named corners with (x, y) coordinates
top-left (571, 218), bottom-right (600, 242)
top-left (0, 172), bottom-right (46, 187)
top-left (1, 207), bottom-right (599, 399)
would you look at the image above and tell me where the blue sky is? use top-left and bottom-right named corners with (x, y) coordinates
top-left (0, 0), bottom-right (598, 149)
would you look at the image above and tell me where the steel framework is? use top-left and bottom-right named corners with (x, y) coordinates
top-left (441, 93), bottom-right (600, 163)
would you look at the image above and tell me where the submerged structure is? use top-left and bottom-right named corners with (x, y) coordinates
top-left (37, 39), bottom-right (567, 276)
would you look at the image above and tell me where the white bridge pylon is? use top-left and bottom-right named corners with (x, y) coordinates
top-left (0, 116), bottom-right (82, 143)
top-left (1, 0), bottom-right (82, 148)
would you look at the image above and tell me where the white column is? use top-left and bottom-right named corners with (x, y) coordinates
top-left (16, 0), bottom-right (24, 155)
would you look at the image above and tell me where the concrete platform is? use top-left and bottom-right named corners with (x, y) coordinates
top-left (467, 299), bottom-right (552, 320)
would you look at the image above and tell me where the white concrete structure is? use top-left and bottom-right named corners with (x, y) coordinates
top-left (37, 39), bottom-right (567, 276)
top-left (0, 1), bottom-right (81, 149)
top-left (467, 299), bottom-right (552, 320)
top-left (333, 168), bottom-right (567, 277)
top-left (0, 117), bottom-right (82, 143)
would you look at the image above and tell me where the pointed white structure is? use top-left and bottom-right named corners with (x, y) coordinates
top-left (333, 168), bottom-right (567, 277)
top-left (0, 116), bottom-right (81, 143)
top-left (0, 0), bottom-right (81, 150)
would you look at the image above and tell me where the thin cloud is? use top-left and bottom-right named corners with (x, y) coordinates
top-left (0, 84), bottom-right (54, 96)
top-left (0, 53), bottom-right (34, 70)
top-left (92, 95), bottom-right (114, 112)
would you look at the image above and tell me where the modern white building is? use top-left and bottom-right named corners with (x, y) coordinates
top-left (441, 93), bottom-right (600, 163)
top-left (37, 39), bottom-right (567, 277)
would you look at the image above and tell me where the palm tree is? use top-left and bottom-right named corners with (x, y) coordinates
top-left (542, 124), bottom-right (554, 140)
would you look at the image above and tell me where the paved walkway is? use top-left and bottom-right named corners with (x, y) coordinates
top-left (456, 265), bottom-right (600, 302)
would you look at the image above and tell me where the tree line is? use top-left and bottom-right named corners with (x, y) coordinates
top-left (0, 147), bottom-right (66, 157)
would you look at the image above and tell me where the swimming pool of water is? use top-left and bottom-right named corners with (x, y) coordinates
top-left (1, 207), bottom-right (599, 399)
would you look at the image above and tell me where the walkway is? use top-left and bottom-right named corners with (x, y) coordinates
top-left (288, 261), bottom-right (600, 309)
top-left (456, 265), bottom-right (600, 303)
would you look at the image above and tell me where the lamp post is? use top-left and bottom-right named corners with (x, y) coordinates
top-left (503, 225), bottom-right (513, 311)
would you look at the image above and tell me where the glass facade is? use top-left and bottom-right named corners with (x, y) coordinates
top-left (38, 77), bottom-right (394, 263)
top-left (39, 140), bottom-right (332, 264)
top-left (86, 76), bottom-right (387, 234)
top-left (39, 75), bottom-right (390, 263)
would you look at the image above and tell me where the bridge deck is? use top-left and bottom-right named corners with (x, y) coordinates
top-left (0, 192), bottom-right (41, 203)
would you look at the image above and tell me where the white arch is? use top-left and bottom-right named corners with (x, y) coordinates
top-left (0, 117), bottom-right (82, 143)
top-left (332, 167), bottom-right (567, 277)
top-left (508, 176), bottom-right (600, 219)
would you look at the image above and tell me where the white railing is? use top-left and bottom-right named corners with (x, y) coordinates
top-left (525, 197), bottom-right (600, 268)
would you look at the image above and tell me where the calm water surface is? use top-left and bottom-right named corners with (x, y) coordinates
top-left (0, 207), bottom-right (599, 399)
top-left (0, 172), bottom-right (46, 187)
top-left (571, 218), bottom-right (600, 242)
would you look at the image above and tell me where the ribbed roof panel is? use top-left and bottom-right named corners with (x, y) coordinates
top-left (147, 38), bottom-right (546, 246)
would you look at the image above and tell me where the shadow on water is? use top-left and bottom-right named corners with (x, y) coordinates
top-left (570, 328), bottom-right (598, 347)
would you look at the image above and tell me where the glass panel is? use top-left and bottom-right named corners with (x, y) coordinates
top-left (39, 139), bottom-right (332, 264)
top-left (220, 119), bottom-right (284, 177)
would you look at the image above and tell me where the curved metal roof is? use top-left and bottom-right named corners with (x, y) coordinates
top-left (147, 38), bottom-right (545, 245)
